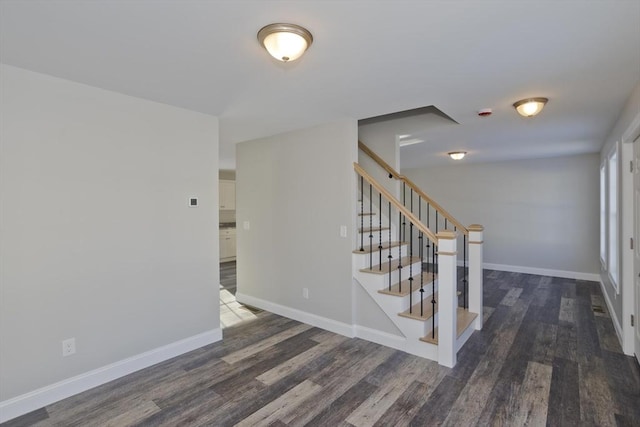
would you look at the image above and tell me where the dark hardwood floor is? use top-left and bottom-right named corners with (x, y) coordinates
top-left (3, 270), bottom-right (639, 426)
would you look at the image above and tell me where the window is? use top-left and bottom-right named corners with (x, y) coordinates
top-left (600, 163), bottom-right (606, 267)
top-left (607, 145), bottom-right (619, 290)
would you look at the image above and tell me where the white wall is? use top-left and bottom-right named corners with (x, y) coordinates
top-left (404, 154), bottom-right (600, 277)
top-left (600, 81), bottom-right (640, 347)
top-left (358, 122), bottom-right (401, 198)
top-left (0, 66), bottom-right (220, 404)
top-left (236, 120), bottom-right (358, 329)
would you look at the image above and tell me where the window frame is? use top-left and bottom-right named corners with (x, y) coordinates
top-left (606, 142), bottom-right (619, 292)
top-left (600, 161), bottom-right (607, 268)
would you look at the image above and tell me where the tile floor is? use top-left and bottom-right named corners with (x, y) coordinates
top-left (219, 285), bottom-right (259, 328)
top-left (219, 261), bottom-right (260, 328)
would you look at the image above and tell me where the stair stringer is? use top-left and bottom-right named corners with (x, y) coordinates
top-left (352, 263), bottom-right (439, 361)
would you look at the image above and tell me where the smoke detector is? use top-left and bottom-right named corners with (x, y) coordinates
top-left (478, 108), bottom-right (492, 117)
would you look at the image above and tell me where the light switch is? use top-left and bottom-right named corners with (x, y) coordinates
top-left (243, 221), bottom-right (250, 230)
top-left (340, 225), bottom-right (347, 238)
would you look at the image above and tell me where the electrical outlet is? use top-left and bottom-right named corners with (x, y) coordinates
top-left (243, 221), bottom-right (250, 230)
top-left (303, 288), bottom-right (309, 299)
top-left (62, 338), bottom-right (76, 357)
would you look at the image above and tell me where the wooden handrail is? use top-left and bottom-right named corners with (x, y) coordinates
top-left (358, 141), bottom-right (468, 236)
top-left (357, 141), bottom-right (402, 180)
top-left (354, 163), bottom-right (438, 244)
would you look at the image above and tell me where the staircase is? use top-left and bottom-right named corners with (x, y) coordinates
top-left (353, 143), bottom-right (484, 367)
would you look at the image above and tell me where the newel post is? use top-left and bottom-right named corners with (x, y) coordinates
top-left (436, 230), bottom-right (457, 368)
top-left (468, 224), bottom-right (484, 330)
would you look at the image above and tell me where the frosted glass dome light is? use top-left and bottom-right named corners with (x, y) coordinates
top-left (513, 98), bottom-right (548, 117)
top-left (258, 23), bottom-right (313, 62)
top-left (448, 151), bottom-right (467, 160)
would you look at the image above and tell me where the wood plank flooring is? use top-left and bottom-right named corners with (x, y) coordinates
top-left (3, 269), bottom-right (640, 426)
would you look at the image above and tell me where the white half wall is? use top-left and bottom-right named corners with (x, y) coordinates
top-left (403, 154), bottom-right (601, 277)
top-left (236, 120), bottom-right (358, 326)
top-left (0, 65), bottom-right (220, 410)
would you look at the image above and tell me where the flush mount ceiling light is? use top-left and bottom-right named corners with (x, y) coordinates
top-left (448, 151), bottom-right (467, 160)
top-left (513, 97), bottom-right (548, 117)
top-left (257, 23), bottom-right (313, 62)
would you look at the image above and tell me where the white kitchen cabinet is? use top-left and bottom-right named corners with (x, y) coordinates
top-left (219, 180), bottom-right (236, 210)
top-left (220, 228), bottom-right (236, 261)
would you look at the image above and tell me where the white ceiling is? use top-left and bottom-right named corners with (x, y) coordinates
top-left (1, 1), bottom-right (639, 169)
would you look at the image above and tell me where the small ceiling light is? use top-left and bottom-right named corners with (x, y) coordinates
top-left (513, 97), bottom-right (548, 117)
top-left (448, 151), bottom-right (467, 160)
top-left (257, 23), bottom-right (313, 62)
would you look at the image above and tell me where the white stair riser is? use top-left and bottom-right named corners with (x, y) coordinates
top-left (377, 261), bottom-right (424, 284)
top-left (352, 245), bottom-right (408, 269)
top-left (357, 229), bottom-right (392, 244)
top-left (355, 268), bottom-right (439, 313)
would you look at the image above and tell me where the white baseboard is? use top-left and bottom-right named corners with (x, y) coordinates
top-left (0, 328), bottom-right (222, 424)
top-left (235, 293), bottom-right (433, 358)
top-left (598, 279), bottom-right (625, 350)
top-left (353, 325), bottom-right (406, 348)
top-left (482, 262), bottom-right (600, 282)
top-left (235, 293), bottom-right (355, 338)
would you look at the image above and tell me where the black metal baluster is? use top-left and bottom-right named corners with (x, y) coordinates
top-left (453, 227), bottom-right (457, 305)
top-left (409, 220), bottom-right (414, 313)
top-left (432, 242), bottom-right (437, 338)
top-left (402, 182), bottom-right (406, 242)
top-left (445, 218), bottom-right (448, 229)
top-left (359, 175), bottom-right (364, 252)
top-left (378, 192), bottom-right (382, 270)
top-left (464, 234), bottom-right (468, 309)
top-left (426, 203), bottom-right (431, 273)
top-left (388, 201), bottom-right (392, 291)
top-left (410, 188), bottom-right (414, 215)
top-left (369, 184), bottom-right (373, 269)
top-left (435, 211), bottom-right (439, 270)
top-left (398, 211), bottom-right (403, 293)
top-left (418, 198), bottom-right (423, 316)
top-left (409, 188), bottom-right (414, 311)
top-left (419, 196), bottom-right (423, 274)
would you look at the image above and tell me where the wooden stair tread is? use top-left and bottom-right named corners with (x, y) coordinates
top-left (353, 241), bottom-right (406, 254)
top-left (420, 308), bottom-right (478, 344)
top-left (358, 226), bottom-right (390, 233)
top-left (359, 256), bottom-right (421, 275)
top-left (397, 293), bottom-right (439, 321)
top-left (378, 272), bottom-right (437, 297)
